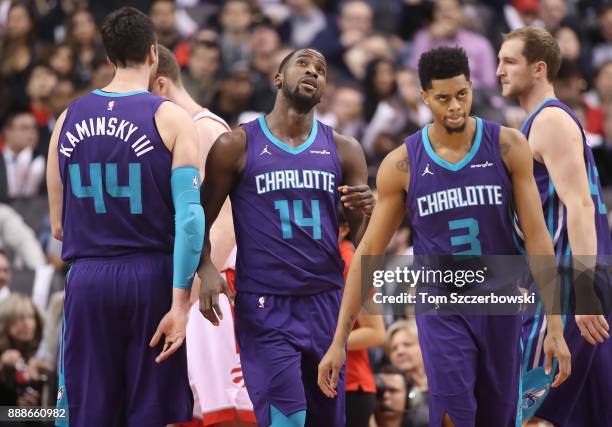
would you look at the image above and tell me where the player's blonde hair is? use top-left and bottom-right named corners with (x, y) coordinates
top-left (503, 27), bottom-right (561, 82)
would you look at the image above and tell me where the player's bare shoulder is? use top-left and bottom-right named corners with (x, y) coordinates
top-left (499, 126), bottom-right (527, 157)
top-left (498, 125), bottom-right (532, 173)
top-left (331, 129), bottom-right (364, 163)
top-left (155, 101), bottom-right (197, 151)
top-left (332, 130), bottom-right (361, 151)
top-left (378, 144), bottom-right (410, 192)
top-left (207, 126), bottom-right (248, 175)
top-left (529, 106), bottom-right (583, 154)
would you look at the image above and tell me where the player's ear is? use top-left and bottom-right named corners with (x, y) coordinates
top-left (421, 89), bottom-right (430, 107)
top-left (534, 60), bottom-right (546, 80)
top-left (274, 72), bottom-right (282, 89)
top-left (149, 44), bottom-right (158, 66)
top-left (158, 77), bottom-right (170, 96)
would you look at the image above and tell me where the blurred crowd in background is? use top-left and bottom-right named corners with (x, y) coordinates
top-left (0, 0), bottom-right (611, 425)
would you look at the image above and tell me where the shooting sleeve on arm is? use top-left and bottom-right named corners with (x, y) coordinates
top-left (171, 166), bottom-right (205, 289)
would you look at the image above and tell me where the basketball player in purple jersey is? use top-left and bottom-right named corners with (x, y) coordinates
top-left (46, 8), bottom-right (203, 426)
top-left (197, 48), bottom-right (374, 427)
top-left (319, 47), bottom-right (571, 427)
top-left (498, 27), bottom-right (612, 425)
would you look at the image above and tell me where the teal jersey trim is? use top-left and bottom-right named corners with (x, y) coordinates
top-left (421, 117), bottom-right (483, 171)
top-left (270, 405), bottom-right (306, 427)
top-left (258, 115), bottom-right (318, 155)
top-left (92, 89), bottom-right (149, 97)
top-left (547, 179), bottom-right (555, 238)
top-left (520, 97), bottom-right (558, 133)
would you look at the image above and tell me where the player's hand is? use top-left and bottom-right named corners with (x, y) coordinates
top-left (317, 343), bottom-right (346, 398)
top-left (576, 315), bottom-right (609, 345)
top-left (575, 283), bottom-right (609, 345)
top-left (198, 269), bottom-right (234, 326)
top-left (149, 307), bottom-right (188, 363)
top-left (543, 318), bottom-right (571, 388)
top-left (339, 185), bottom-right (375, 216)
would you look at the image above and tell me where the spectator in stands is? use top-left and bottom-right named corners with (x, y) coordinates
top-left (363, 58), bottom-right (396, 123)
top-left (182, 39), bottom-right (222, 108)
top-left (593, 5), bottom-right (612, 71)
top-left (337, 0), bottom-right (374, 53)
top-left (0, 204), bottom-right (46, 270)
top-left (362, 67), bottom-right (428, 160)
top-left (408, 0), bottom-right (497, 90)
top-left (329, 1), bottom-right (376, 82)
top-left (330, 84), bottom-right (365, 141)
top-left (32, 290), bottom-right (63, 405)
top-left (0, 1), bottom-right (38, 117)
top-left (504, 0), bottom-right (541, 31)
top-left (38, 78), bottom-right (76, 160)
top-left (553, 60), bottom-right (605, 147)
top-left (0, 110), bottom-right (45, 201)
top-left (0, 293), bottom-right (45, 407)
top-left (150, 0), bottom-right (180, 49)
top-left (554, 25), bottom-right (592, 82)
top-left (539, 0), bottom-right (571, 34)
top-left (0, 250), bottom-right (12, 301)
top-left (586, 61), bottom-right (612, 108)
top-left (210, 66), bottom-right (254, 127)
top-left (218, 0), bottom-right (254, 72)
top-left (279, 0), bottom-right (328, 49)
top-left (26, 64), bottom-right (58, 131)
top-left (344, 33), bottom-right (395, 82)
top-left (337, 213), bottom-right (385, 427)
top-left (65, 9), bottom-right (105, 89)
top-left (88, 61), bottom-right (114, 91)
top-left (373, 365), bottom-right (410, 427)
top-left (249, 18), bottom-right (280, 112)
top-left (47, 43), bottom-right (75, 81)
top-left (385, 320), bottom-right (429, 427)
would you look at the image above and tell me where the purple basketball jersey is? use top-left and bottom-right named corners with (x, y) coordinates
top-left (519, 97), bottom-right (612, 257)
top-left (58, 89), bottom-right (174, 261)
top-left (230, 116), bottom-right (344, 296)
top-left (405, 117), bottom-right (518, 256)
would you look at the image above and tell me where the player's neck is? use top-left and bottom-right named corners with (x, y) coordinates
top-left (429, 117), bottom-right (476, 151)
top-left (266, 105), bottom-right (315, 144)
top-left (519, 82), bottom-right (556, 117)
top-left (170, 86), bottom-right (203, 117)
top-left (103, 66), bottom-right (151, 94)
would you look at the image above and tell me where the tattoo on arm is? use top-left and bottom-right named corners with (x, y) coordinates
top-left (342, 314), bottom-right (357, 343)
top-left (396, 158), bottom-right (409, 173)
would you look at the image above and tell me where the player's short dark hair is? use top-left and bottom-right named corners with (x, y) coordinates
top-left (155, 44), bottom-right (180, 84)
top-left (278, 49), bottom-right (299, 73)
top-left (101, 7), bottom-right (157, 67)
top-left (277, 48), bottom-right (325, 74)
top-left (418, 47), bottom-right (470, 90)
top-left (503, 27), bottom-right (561, 82)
